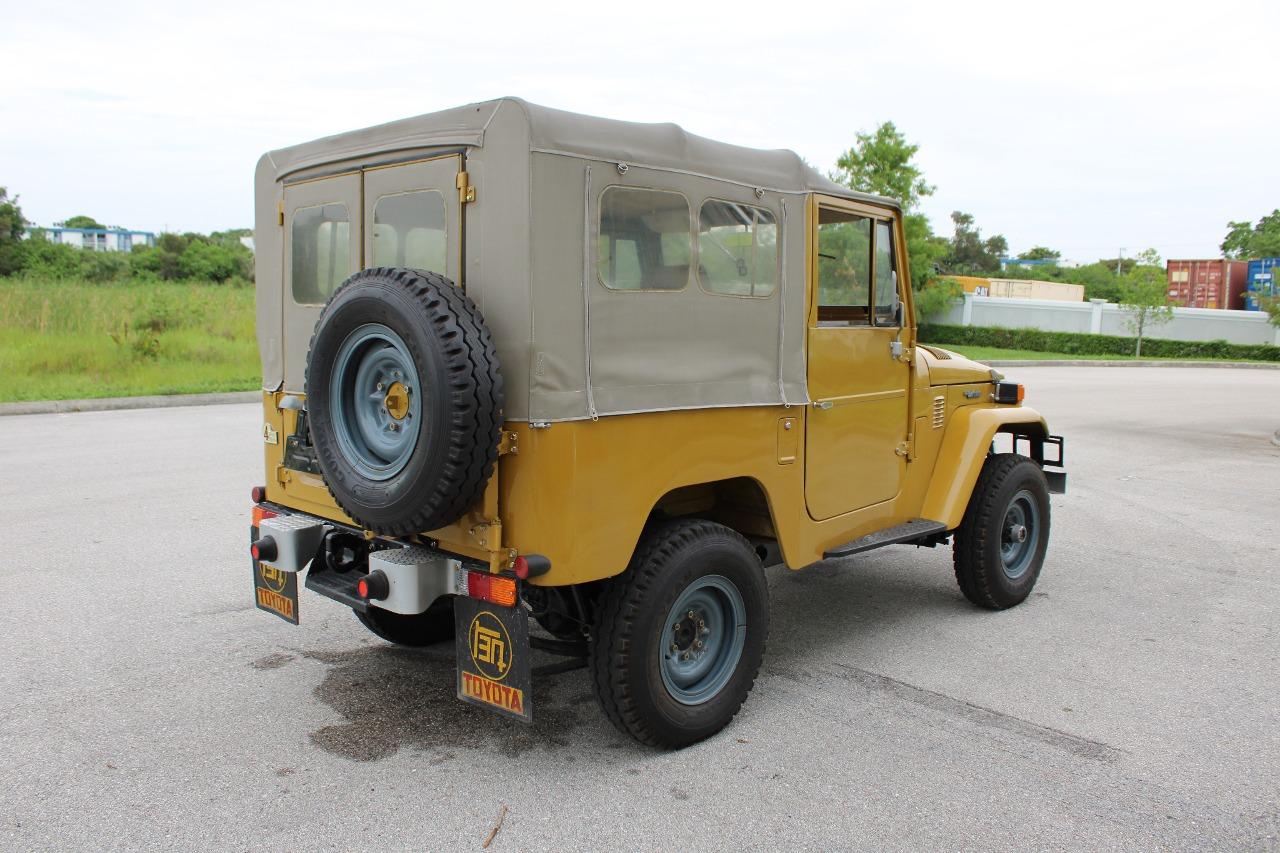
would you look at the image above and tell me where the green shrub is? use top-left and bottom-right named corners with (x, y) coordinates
top-left (919, 323), bottom-right (1280, 362)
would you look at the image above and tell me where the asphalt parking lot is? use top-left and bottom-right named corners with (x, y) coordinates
top-left (2, 366), bottom-right (1278, 850)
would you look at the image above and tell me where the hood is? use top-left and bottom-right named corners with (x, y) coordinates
top-left (919, 345), bottom-right (997, 385)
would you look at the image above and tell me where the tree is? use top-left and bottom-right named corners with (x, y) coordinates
top-left (1118, 249), bottom-right (1174, 356)
top-left (831, 121), bottom-right (934, 212)
top-left (63, 215), bottom-right (105, 230)
top-left (945, 211), bottom-right (1008, 274)
top-left (1017, 246), bottom-right (1061, 261)
top-left (1221, 210), bottom-right (1280, 259)
top-left (0, 187), bottom-right (27, 275)
top-left (828, 121), bottom-right (948, 294)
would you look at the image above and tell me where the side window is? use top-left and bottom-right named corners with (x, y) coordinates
top-left (873, 220), bottom-right (900, 326)
top-left (372, 190), bottom-right (447, 273)
top-left (291, 203), bottom-right (350, 304)
top-left (698, 200), bottom-right (778, 297)
top-left (817, 208), bottom-right (871, 324)
top-left (598, 187), bottom-right (691, 291)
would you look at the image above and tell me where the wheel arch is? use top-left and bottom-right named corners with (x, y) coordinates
top-left (920, 405), bottom-right (1050, 530)
top-left (649, 476), bottom-right (782, 564)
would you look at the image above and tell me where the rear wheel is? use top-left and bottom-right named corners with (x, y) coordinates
top-left (953, 453), bottom-right (1051, 609)
top-left (589, 519), bottom-right (768, 749)
top-left (354, 596), bottom-right (455, 647)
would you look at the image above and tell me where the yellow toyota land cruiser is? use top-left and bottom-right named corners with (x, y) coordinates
top-left (248, 98), bottom-right (1066, 748)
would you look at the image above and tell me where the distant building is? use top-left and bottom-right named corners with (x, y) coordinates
top-left (24, 225), bottom-right (157, 252)
top-left (951, 275), bottom-right (1085, 302)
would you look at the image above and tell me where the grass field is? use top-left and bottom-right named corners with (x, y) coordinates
top-left (1, 277), bottom-right (1270, 404)
top-left (0, 277), bottom-right (259, 402)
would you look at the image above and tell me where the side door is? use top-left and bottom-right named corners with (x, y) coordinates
top-left (280, 155), bottom-right (463, 392)
top-left (804, 198), bottom-right (911, 521)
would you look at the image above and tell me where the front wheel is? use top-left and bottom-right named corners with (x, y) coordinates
top-left (589, 519), bottom-right (768, 749)
top-left (953, 453), bottom-right (1051, 609)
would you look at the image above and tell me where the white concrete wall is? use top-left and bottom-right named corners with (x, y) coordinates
top-left (927, 294), bottom-right (1280, 347)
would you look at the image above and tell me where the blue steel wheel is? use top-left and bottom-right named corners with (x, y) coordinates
top-left (589, 519), bottom-right (769, 749)
top-left (328, 323), bottom-right (423, 481)
top-left (659, 575), bottom-right (748, 706)
top-left (999, 489), bottom-right (1040, 580)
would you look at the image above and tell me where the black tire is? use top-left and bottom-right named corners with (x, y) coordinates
top-left (305, 267), bottom-right (503, 536)
top-left (953, 453), bottom-right (1051, 609)
top-left (589, 519), bottom-right (768, 749)
top-left (354, 596), bottom-right (455, 647)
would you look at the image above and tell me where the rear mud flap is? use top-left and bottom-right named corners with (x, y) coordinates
top-left (454, 596), bottom-right (532, 722)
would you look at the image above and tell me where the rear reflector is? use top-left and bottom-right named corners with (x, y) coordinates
top-left (251, 485), bottom-right (267, 504)
top-left (251, 505), bottom-right (278, 527)
top-left (250, 536), bottom-right (278, 562)
top-left (466, 571), bottom-right (517, 607)
top-left (357, 570), bottom-right (390, 601)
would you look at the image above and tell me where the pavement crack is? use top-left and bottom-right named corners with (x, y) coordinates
top-left (827, 661), bottom-right (1125, 763)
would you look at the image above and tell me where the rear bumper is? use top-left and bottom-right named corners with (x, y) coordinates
top-left (251, 502), bottom-right (479, 616)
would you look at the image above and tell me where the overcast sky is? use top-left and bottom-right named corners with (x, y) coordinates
top-left (2, 0), bottom-right (1276, 263)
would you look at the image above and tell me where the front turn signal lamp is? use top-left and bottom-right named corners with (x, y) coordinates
top-left (993, 381), bottom-right (1025, 405)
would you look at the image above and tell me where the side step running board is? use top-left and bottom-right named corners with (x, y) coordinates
top-left (823, 519), bottom-right (949, 560)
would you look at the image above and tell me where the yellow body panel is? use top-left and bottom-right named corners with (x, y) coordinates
top-left (262, 389), bottom-right (1044, 586)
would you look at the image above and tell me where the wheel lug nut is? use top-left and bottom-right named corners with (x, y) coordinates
top-left (687, 610), bottom-right (696, 619)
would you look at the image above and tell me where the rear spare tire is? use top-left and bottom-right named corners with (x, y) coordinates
top-left (305, 267), bottom-right (503, 536)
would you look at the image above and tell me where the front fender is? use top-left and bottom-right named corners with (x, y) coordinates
top-left (920, 405), bottom-right (1050, 530)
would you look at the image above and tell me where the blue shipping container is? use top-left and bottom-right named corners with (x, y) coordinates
top-left (1245, 258), bottom-right (1279, 310)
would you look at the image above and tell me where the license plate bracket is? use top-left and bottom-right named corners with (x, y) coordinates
top-left (454, 595), bottom-right (532, 722)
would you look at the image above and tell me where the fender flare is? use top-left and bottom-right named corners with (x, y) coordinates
top-left (920, 405), bottom-right (1050, 530)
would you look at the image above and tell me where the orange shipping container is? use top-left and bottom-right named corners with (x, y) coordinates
top-left (1165, 260), bottom-right (1247, 310)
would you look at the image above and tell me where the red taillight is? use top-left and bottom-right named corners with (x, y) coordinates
top-left (466, 571), bottom-right (517, 607)
top-left (251, 485), bottom-right (267, 503)
top-left (250, 543), bottom-right (260, 559)
top-left (356, 577), bottom-right (369, 598)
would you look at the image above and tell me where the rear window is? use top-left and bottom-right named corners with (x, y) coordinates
top-left (598, 187), bottom-right (692, 291)
top-left (372, 190), bottom-right (447, 273)
top-left (698, 200), bottom-right (777, 297)
top-left (291, 203), bottom-right (350, 304)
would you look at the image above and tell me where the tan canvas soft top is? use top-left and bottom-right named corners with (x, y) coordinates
top-left (262, 97), bottom-right (896, 207)
top-left (255, 98), bottom-right (899, 422)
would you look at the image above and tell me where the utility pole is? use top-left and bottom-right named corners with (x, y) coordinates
top-left (1116, 248), bottom-right (1125, 276)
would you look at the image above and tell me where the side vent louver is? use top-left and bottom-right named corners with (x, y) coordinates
top-left (932, 395), bottom-right (946, 429)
